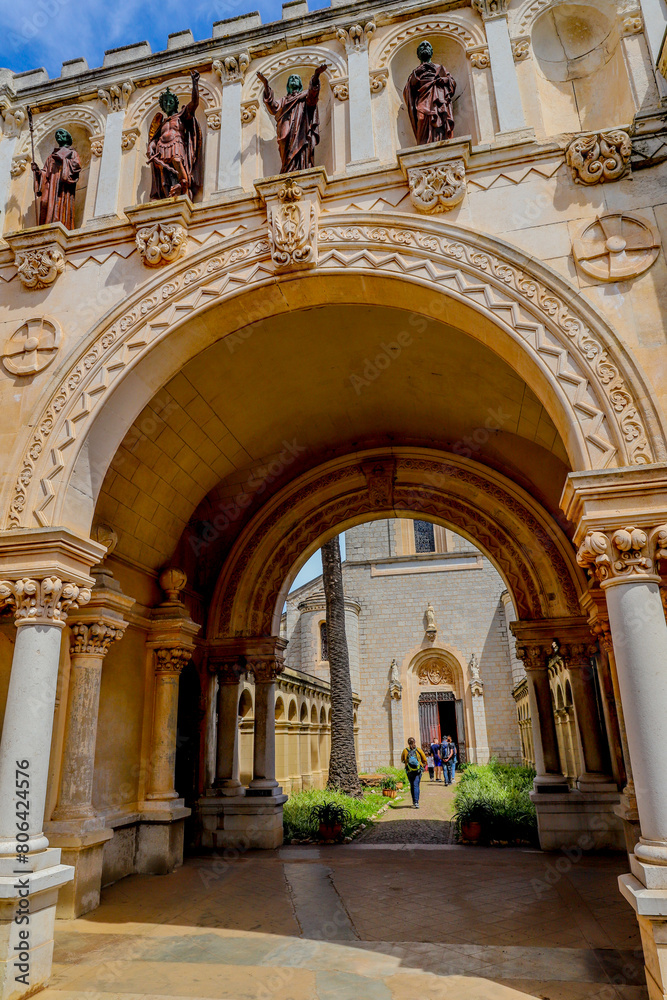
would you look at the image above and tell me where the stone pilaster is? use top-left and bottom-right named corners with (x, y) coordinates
top-left (213, 52), bottom-right (249, 193)
top-left (336, 20), bottom-right (377, 166)
top-left (472, 0), bottom-right (527, 136)
top-left (94, 80), bottom-right (134, 218)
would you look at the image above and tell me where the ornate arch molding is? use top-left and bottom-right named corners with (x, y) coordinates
top-left (208, 448), bottom-right (585, 639)
top-left (411, 647), bottom-right (464, 693)
top-left (125, 76), bottom-right (221, 130)
top-left (244, 48), bottom-right (347, 101)
top-left (16, 105), bottom-right (106, 154)
top-left (373, 15), bottom-right (484, 67)
top-left (515, 0), bottom-right (624, 35)
top-left (5, 212), bottom-right (663, 530)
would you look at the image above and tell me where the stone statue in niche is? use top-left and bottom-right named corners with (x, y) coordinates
top-left (257, 64), bottom-right (327, 173)
top-left (147, 69), bottom-right (202, 200)
top-left (31, 128), bottom-right (82, 229)
top-left (469, 653), bottom-right (481, 682)
top-left (390, 659), bottom-right (400, 685)
top-left (403, 41), bottom-right (456, 146)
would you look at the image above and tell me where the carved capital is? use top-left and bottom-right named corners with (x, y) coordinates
top-left (121, 127), bottom-right (141, 150)
top-left (205, 109), bottom-right (221, 131)
top-left (211, 659), bottom-right (246, 684)
top-left (0, 103), bottom-right (27, 138)
top-left (70, 619), bottom-right (126, 656)
top-left (622, 14), bottom-right (643, 32)
top-left (250, 656), bottom-right (285, 684)
top-left (577, 525), bottom-right (667, 586)
top-left (10, 153), bottom-right (30, 177)
top-left (155, 646), bottom-right (192, 675)
top-left (0, 577), bottom-right (91, 625)
top-left (565, 130), bottom-right (632, 185)
top-left (336, 20), bottom-right (376, 52)
top-left (472, 0), bottom-right (509, 18)
top-left (369, 69), bottom-right (388, 93)
top-left (515, 643), bottom-right (549, 671)
top-left (241, 100), bottom-right (259, 124)
top-left (98, 80), bottom-right (135, 112)
top-left (213, 52), bottom-right (250, 85)
top-left (468, 48), bottom-right (490, 69)
top-left (15, 246), bottom-right (65, 289)
top-left (136, 222), bottom-right (188, 267)
top-left (512, 38), bottom-right (530, 61)
top-left (332, 81), bottom-right (349, 101)
top-left (559, 641), bottom-right (598, 668)
top-left (90, 135), bottom-right (105, 158)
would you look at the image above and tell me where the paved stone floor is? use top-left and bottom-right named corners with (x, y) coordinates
top-left (42, 782), bottom-right (647, 1000)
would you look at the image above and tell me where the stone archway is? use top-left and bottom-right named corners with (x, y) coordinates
top-left (5, 214), bottom-right (665, 534)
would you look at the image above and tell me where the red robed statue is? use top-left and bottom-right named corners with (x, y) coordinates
top-left (31, 128), bottom-right (82, 229)
top-left (403, 41), bottom-right (456, 146)
top-left (258, 64), bottom-right (327, 174)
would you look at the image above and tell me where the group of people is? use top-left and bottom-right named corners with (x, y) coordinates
top-left (400, 735), bottom-right (458, 808)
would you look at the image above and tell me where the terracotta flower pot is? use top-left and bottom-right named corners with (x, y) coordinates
top-left (382, 789), bottom-right (397, 798)
top-left (461, 820), bottom-right (482, 843)
top-left (319, 821), bottom-right (343, 841)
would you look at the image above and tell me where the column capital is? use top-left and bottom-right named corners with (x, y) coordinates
top-left (511, 616), bottom-right (592, 666)
top-left (70, 619), bottom-right (126, 656)
top-left (472, 0), bottom-right (509, 20)
top-left (553, 640), bottom-right (599, 669)
top-left (213, 52), bottom-right (250, 85)
top-left (0, 577), bottom-right (91, 626)
top-left (154, 646), bottom-right (192, 675)
top-left (336, 20), bottom-right (376, 52)
top-left (208, 636), bottom-right (287, 683)
top-left (209, 658), bottom-right (246, 684)
top-left (577, 525), bottom-right (667, 588)
top-left (97, 80), bottom-right (135, 112)
top-left (515, 642), bottom-right (549, 671)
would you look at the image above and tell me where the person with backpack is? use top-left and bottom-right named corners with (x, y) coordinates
top-left (443, 735), bottom-right (458, 785)
top-left (430, 738), bottom-right (443, 781)
top-left (401, 737), bottom-right (427, 808)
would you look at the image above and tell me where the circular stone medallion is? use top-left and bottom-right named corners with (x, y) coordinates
top-left (572, 213), bottom-right (661, 282)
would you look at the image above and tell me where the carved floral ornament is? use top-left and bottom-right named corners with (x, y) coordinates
top-left (135, 222), bottom-right (188, 267)
top-left (15, 247), bottom-right (65, 289)
top-left (577, 525), bottom-right (667, 585)
top-left (70, 620), bottom-right (126, 655)
top-left (2, 318), bottom-right (61, 376)
top-left (8, 216), bottom-right (660, 529)
top-left (418, 660), bottom-right (454, 686)
top-left (336, 20), bottom-right (376, 51)
top-left (10, 154), bottom-right (30, 177)
top-left (468, 48), bottom-right (490, 69)
top-left (565, 130), bottom-right (632, 185)
top-left (407, 159), bottom-right (466, 213)
top-left (155, 646), bottom-right (193, 674)
top-left (572, 213), bottom-right (661, 282)
top-left (98, 81), bottom-right (135, 112)
top-left (213, 52), bottom-right (250, 85)
top-left (268, 179), bottom-right (316, 268)
top-left (121, 128), bottom-right (141, 150)
top-left (0, 577), bottom-right (91, 624)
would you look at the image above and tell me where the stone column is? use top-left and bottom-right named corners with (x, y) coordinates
top-left (514, 642), bottom-right (567, 789)
top-left (563, 465), bottom-right (667, 1000)
top-left (213, 53), bottom-right (249, 195)
top-left (336, 21), bottom-right (377, 166)
top-left (248, 659), bottom-right (282, 794)
top-left (212, 662), bottom-right (244, 795)
top-left (473, 0), bottom-right (527, 135)
top-left (94, 82), bottom-right (134, 218)
top-left (637, 0), bottom-right (667, 97)
top-left (0, 529), bottom-right (104, 1000)
top-left (46, 569), bottom-right (131, 917)
top-left (139, 569), bottom-right (199, 875)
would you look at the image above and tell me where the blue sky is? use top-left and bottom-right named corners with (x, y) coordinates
top-left (0, 0), bottom-right (329, 77)
top-left (289, 534), bottom-right (346, 592)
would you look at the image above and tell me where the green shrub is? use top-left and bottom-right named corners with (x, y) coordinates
top-left (283, 788), bottom-right (386, 841)
top-left (377, 765), bottom-right (406, 783)
top-left (454, 762), bottom-right (537, 844)
top-left (380, 774), bottom-right (398, 790)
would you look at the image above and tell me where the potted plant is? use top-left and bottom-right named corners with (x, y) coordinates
top-left (380, 775), bottom-right (398, 798)
top-left (454, 798), bottom-right (492, 843)
top-left (313, 801), bottom-right (350, 842)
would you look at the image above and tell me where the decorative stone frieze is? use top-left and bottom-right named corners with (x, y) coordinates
top-left (0, 577), bottom-right (91, 624)
top-left (89, 135), bottom-right (105, 158)
top-left (98, 80), bottom-right (135, 111)
top-left (121, 127), bottom-right (140, 150)
top-left (369, 69), bottom-right (389, 92)
top-left (397, 138), bottom-right (470, 214)
top-left (577, 525), bottom-right (667, 586)
top-left (336, 20), bottom-right (376, 51)
top-left (565, 130), bottom-right (632, 185)
top-left (241, 100), bottom-right (260, 123)
top-left (572, 212), bottom-right (660, 282)
top-left (472, 0), bottom-right (509, 18)
top-left (205, 109), bottom-right (221, 130)
top-left (70, 620), bottom-right (125, 654)
top-left (512, 38), bottom-right (530, 61)
top-left (418, 660), bottom-right (452, 685)
top-left (256, 169), bottom-right (326, 270)
top-left (468, 48), bottom-right (490, 69)
top-left (2, 317), bottom-right (61, 376)
top-left (213, 52), bottom-right (250, 85)
top-left (10, 153), bottom-right (30, 177)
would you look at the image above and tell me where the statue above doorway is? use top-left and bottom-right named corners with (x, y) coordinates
top-left (147, 69), bottom-right (202, 200)
top-left (258, 64), bottom-right (327, 173)
top-left (403, 41), bottom-right (456, 146)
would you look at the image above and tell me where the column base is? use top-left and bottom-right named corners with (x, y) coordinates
top-left (198, 793), bottom-right (287, 850)
top-left (135, 801), bottom-right (190, 875)
top-left (619, 872), bottom-right (667, 1000)
top-left (533, 774), bottom-right (570, 793)
top-left (44, 827), bottom-right (113, 918)
top-left (531, 788), bottom-right (625, 851)
top-left (615, 793), bottom-right (641, 857)
top-left (0, 850), bottom-right (73, 1000)
top-left (576, 773), bottom-right (618, 793)
top-left (210, 780), bottom-right (244, 798)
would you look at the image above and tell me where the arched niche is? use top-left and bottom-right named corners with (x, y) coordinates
top-left (531, 3), bottom-right (635, 132)
top-left (388, 35), bottom-right (477, 148)
top-left (255, 66), bottom-right (335, 178)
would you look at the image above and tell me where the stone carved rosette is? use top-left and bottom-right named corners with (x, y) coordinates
top-left (577, 524), bottom-right (667, 585)
top-left (397, 140), bottom-right (470, 215)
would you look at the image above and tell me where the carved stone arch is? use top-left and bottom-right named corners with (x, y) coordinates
top-left (125, 76), bottom-right (221, 131)
top-left (6, 213), bottom-right (665, 532)
top-left (275, 695), bottom-right (286, 721)
top-left (374, 15), bottom-right (484, 67)
top-left (515, 0), bottom-right (621, 37)
top-left (287, 699), bottom-right (298, 722)
top-left (299, 701), bottom-right (308, 723)
top-left (16, 105), bottom-right (106, 154)
top-left (244, 47), bottom-right (347, 101)
top-left (207, 447), bottom-right (585, 640)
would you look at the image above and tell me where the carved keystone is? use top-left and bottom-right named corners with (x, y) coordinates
top-left (125, 196), bottom-right (193, 268)
top-left (397, 137), bottom-right (472, 214)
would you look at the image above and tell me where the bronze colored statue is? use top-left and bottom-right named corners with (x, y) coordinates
top-left (31, 128), bottom-right (82, 229)
top-left (257, 64), bottom-right (327, 174)
top-left (148, 69), bottom-right (202, 200)
top-left (403, 41), bottom-right (456, 146)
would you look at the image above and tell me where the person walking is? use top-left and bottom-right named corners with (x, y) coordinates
top-left (431, 738), bottom-right (443, 781)
top-left (425, 747), bottom-right (434, 781)
top-left (443, 735), bottom-right (458, 785)
top-left (401, 737), bottom-right (427, 808)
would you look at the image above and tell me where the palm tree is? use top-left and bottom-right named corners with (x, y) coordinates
top-left (322, 535), bottom-right (362, 797)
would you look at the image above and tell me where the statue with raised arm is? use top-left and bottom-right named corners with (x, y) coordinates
top-left (257, 64), bottom-right (327, 173)
top-left (403, 41), bottom-right (456, 146)
top-left (147, 69), bottom-right (202, 200)
top-left (31, 128), bottom-right (81, 229)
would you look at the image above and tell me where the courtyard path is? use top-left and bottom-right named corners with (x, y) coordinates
top-left (41, 835), bottom-right (646, 1000)
top-left (358, 772), bottom-right (456, 843)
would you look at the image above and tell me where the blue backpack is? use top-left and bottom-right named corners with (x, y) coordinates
top-left (405, 748), bottom-right (421, 772)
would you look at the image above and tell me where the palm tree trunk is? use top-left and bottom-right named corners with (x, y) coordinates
top-left (322, 535), bottom-right (362, 797)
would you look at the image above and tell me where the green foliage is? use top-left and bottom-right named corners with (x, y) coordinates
top-left (380, 774), bottom-right (398, 790)
top-left (453, 761), bottom-right (537, 844)
top-left (283, 789), bottom-right (386, 841)
top-left (377, 765), bottom-right (405, 783)
top-left (312, 800), bottom-right (351, 827)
